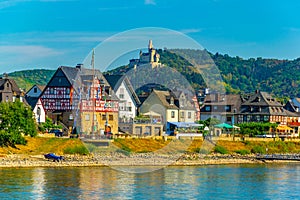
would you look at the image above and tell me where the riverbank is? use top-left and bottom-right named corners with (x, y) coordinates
top-left (0, 152), bottom-right (297, 168)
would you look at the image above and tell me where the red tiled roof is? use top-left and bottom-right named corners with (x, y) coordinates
top-left (288, 122), bottom-right (300, 126)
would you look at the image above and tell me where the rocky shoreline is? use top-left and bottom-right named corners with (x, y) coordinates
top-left (1, 153), bottom-right (296, 168)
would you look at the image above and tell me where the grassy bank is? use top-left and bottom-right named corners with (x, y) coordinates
top-left (1, 137), bottom-right (300, 156)
top-left (112, 138), bottom-right (300, 155)
top-left (0, 136), bottom-right (88, 155)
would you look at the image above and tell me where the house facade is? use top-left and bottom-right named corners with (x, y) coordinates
top-left (139, 89), bottom-right (197, 129)
top-left (40, 65), bottom-right (119, 136)
top-left (139, 89), bottom-right (179, 126)
top-left (176, 91), bottom-right (197, 123)
top-left (0, 74), bottom-right (25, 103)
top-left (238, 90), bottom-right (295, 125)
top-left (25, 85), bottom-right (46, 123)
top-left (200, 93), bottom-right (242, 124)
top-left (104, 75), bottom-right (140, 122)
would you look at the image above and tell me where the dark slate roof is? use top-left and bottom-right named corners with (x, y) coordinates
top-left (200, 94), bottom-right (242, 113)
top-left (0, 77), bottom-right (22, 95)
top-left (104, 75), bottom-right (123, 90)
top-left (104, 75), bottom-right (141, 105)
top-left (152, 89), bottom-right (178, 109)
top-left (25, 96), bottom-right (39, 109)
top-left (242, 90), bottom-right (282, 107)
top-left (60, 66), bottom-right (80, 85)
top-left (284, 100), bottom-right (299, 113)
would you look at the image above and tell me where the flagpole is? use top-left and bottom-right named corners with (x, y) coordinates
top-left (91, 49), bottom-right (95, 139)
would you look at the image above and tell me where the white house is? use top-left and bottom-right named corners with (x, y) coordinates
top-left (25, 85), bottom-right (46, 123)
top-left (104, 75), bottom-right (140, 122)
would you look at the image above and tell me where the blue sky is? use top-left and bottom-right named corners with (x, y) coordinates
top-left (1, 0), bottom-right (300, 74)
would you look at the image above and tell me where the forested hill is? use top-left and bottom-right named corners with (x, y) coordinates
top-left (7, 69), bottom-right (55, 91)
top-left (3, 49), bottom-right (300, 98)
top-left (106, 49), bottom-right (300, 98)
top-left (211, 52), bottom-right (300, 98)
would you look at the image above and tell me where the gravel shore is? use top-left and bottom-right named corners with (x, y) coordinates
top-left (0, 153), bottom-right (271, 168)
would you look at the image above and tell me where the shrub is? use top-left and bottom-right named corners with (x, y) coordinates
top-left (235, 149), bottom-right (250, 155)
top-left (214, 145), bottom-right (228, 154)
top-left (63, 145), bottom-right (89, 155)
top-left (251, 145), bottom-right (266, 154)
top-left (242, 141), bottom-right (251, 145)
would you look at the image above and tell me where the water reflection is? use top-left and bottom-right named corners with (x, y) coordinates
top-left (31, 168), bottom-right (45, 200)
top-left (1, 164), bottom-right (300, 199)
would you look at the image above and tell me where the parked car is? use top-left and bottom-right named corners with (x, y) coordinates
top-left (49, 129), bottom-right (63, 137)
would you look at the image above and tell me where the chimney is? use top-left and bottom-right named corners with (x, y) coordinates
top-left (215, 93), bottom-right (220, 102)
top-left (76, 64), bottom-right (83, 70)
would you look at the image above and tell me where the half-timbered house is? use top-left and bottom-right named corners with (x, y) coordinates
top-left (40, 65), bottom-right (119, 137)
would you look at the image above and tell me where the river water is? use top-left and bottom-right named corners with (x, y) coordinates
top-left (1, 164), bottom-right (300, 199)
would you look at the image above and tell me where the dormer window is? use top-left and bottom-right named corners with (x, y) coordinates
top-left (170, 97), bottom-right (174, 105)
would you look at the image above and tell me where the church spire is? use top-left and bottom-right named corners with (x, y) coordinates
top-left (148, 39), bottom-right (153, 50)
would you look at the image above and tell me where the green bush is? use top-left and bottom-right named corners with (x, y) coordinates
top-left (0, 101), bottom-right (37, 147)
top-left (251, 145), bottom-right (266, 154)
top-left (235, 149), bottom-right (250, 155)
top-left (214, 145), bottom-right (228, 154)
top-left (242, 141), bottom-right (251, 145)
top-left (63, 145), bottom-right (89, 155)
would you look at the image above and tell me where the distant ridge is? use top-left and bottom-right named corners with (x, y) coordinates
top-left (105, 49), bottom-right (300, 99)
top-left (5, 69), bottom-right (55, 91)
top-left (4, 49), bottom-right (300, 99)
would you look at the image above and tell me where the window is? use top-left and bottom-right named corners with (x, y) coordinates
top-left (214, 106), bottom-right (218, 110)
top-left (6, 96), bottom-right (8, 102)
top-left (34, 88), bottom-right (38, 93)
top-left (264, 115), bottom-right (269, 121)
top-left (6, 83), bottom-right (9, 88)
top-left (171, 111), bottom-right (175, 118)
top-left (127, 102), bottom-right (132, 111)
top-left (102, 114), bottom-right (107, 120)
top-left (66, 88), bottom-right (70, 95)
top-left (247, 115), bottom-right (251, 122)
top-left (109, 115), bottom-right (113, 121)
top-left (180, 111), bottom-right (184, 118)
top-left (188, 112), bottom-right (191, 119)
top-left (85, 114), bottom-right (90, 121)
top-left (227, 116), bottom-right (232, 122)
top-left (205, 106), bottom-right (211, 111)
top-left (225, 105), bottom-right (231, 112)
top-left (119, 94), bottom-right (124, 99)
top-left (170, 97), bottom-right (174, 105)
top-left (50, 88), bottom-right (54, 94)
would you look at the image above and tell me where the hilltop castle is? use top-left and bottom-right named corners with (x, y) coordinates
top-left (129, 40), bottom-right (162, 68)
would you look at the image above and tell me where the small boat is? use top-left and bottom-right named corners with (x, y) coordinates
top-left (44, 153), bottom-right (64, 162)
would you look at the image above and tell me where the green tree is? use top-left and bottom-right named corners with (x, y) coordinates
top-left (0, 100), bottom-right (37, 147)
top-left (238, 122), bottom-right (277, 137)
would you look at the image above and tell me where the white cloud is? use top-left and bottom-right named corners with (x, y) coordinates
top-left (144, 0), bottom-right (156, 5)
top-left (0, 31), bottom-right (115, 44)
top-left (0, 45), bottom-right (62, 65)
top-left (0, 45), bottom-right (60, 55)
top-left (179, 28), bottom-right (203, 34)
top-left (0, 0), bottom-right (27, 9)
top-left (0, 0), bottom-right (75, 9)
